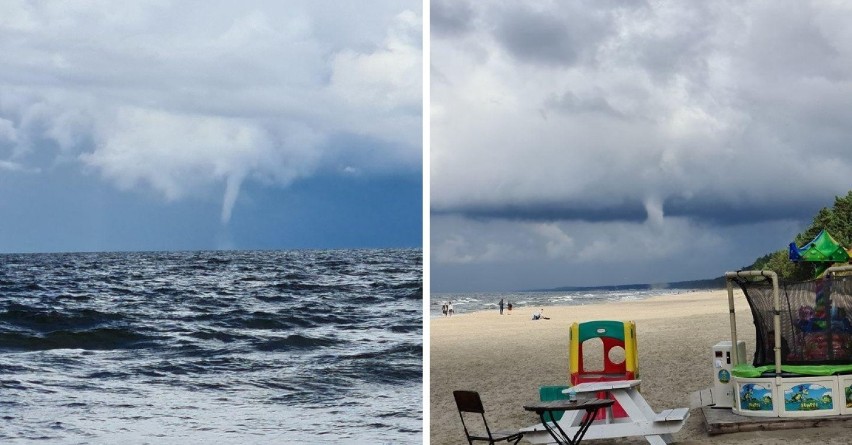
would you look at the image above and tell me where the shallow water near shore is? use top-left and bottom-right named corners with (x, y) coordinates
top-left (1, 249), bottom-right (422, 444)
top-left (430, 288), bottom-right (695, 318)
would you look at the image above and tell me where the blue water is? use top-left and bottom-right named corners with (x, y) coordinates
top-left (0, 249), bottom-right (422, 444)
top-left (430, 288), bottom-right (694, 318)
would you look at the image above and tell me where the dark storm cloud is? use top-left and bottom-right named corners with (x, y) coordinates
top-left (493, 9), bottom-right (580, 66)
top-left (663, 195), bottom-right (826, 226)
top-left (623, 3), bottom-right (719, 84)
top-left (431, 0), bottom-right (475, 37)
top-left (740, 2), bottom-right (842, 80)
top-left (544, 91), bottom-right (627, 119)
top-left (432, 201), bottom-right (648, 224)
top-left (492, 6), bottom-right (596, 66)
top-left (431, 1), bottom-right (852, 290)
top-left (433, 194), bottom-right (827, 227)
top-left (488, 1), bottom-right (650, 67)
top-left (433, 0), bottom-right (852, 227)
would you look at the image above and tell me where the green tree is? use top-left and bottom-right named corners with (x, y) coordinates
top-left (750, 191), bottom-right (852, 280)
top-left (764, 249), bottom-right (799, 279)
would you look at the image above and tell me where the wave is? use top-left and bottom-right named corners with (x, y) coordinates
top-left (0, 304), bottom-right (126, 332)
top-left (0, 328), bottom-right (159, 351)
top-left (272, 282), bottom-right (328, 292)
top-left (213, 310), bottom-right (309, 330)
top-left (0, 249), bottom-right (422, 442)
top-left (370, 281), bottom-right (422, 291)
top-left (393, 288), bottom-right (423, 300)
top-left (387, 323), bottom-right (421, 334)
top-left (254, 334), bottom-right (340, 351)
top-left (342, 343), bottom-right (421, 360)
top-left (187, 329), bottom-right (253, 343)
top-left (331, 343), bottom-right (421, 385)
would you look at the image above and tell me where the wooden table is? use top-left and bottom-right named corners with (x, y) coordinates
top-left (521, 380), bottom-right (689, 445)
top-left (523, 398), bottom-right (614, 445)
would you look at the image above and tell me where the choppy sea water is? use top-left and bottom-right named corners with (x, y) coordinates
top-left (431, 288), bottom-right (697, 318)
top-left (0, 249), bottom-right (422, 444)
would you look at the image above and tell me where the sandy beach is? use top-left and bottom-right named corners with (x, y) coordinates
top-left (430, 289), bottom-right (852, 444)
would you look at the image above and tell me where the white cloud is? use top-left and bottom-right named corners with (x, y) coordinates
top-left (0, 117), bottom-right (17, 145)
top-left (431, 211), bottom-right (800, 290)
top-left (329, 11), bottom-right (420, 111)
top-left (0, 160), bottom-right (26, 172)
top-left (531, 223), bottom-right (575, 259)
top-left (80, 107), bottom-right (323, 222)
top-left (435, 215), bottom-right (723, 266)
top-left (432, 216), bottom-right (529, 264)
top-left (0, 1), bottom-right (421, 223)
top-left (326, 10), bottom-right (422, 168)
top-left (433, 234), bottom-right (477, 264)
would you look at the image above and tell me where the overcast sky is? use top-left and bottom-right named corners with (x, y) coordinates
top-left (431, 0), bottom-right (852, 292)
top-left (0, 1), bottom-right (421, 253)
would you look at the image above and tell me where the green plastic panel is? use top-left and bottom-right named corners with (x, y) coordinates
top-left (539, 385), bottom-right (570, 422)
top-left (577, 320), bottom-right (625, 343)
top-left (732, 363), bottom-right (852, 378)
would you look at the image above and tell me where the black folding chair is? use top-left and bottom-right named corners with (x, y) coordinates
top-left (453, 390), bottom-right (523, 445)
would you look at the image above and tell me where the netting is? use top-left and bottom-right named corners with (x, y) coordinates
top-left (736, 274), bottom-right (852, 366)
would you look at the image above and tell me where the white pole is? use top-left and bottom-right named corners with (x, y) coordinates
top-left (770, 272), bottom-right (781, 375)
top-left (724, 276), bottom-right (740, 365)
top-left (825, 265), bottom-right (852, 276)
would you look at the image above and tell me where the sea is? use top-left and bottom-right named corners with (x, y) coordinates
top-left (430, 288), bottom-right (695, 318)
top-left (0, 249), bottom-right (422, 444)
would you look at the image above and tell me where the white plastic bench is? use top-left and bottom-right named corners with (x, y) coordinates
top-left (521, 380), bottom-right (689, 445)
top-left (654, 408), bottom-right (689, 422)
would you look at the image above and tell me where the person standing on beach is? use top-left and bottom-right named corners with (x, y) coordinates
top-left (448, 301), bottom-right (454, 316)
top-left (507, 301), bottom-right (512, 314)
top-left (499, 298), bottom-right (504, 315)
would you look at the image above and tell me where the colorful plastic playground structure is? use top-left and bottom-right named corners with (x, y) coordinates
top-left (714, 230), bottom-right (852, 418)
top-left (525, 320), bottom-right (688, 444)
top-left (569, 320), bottom-right (638, 418)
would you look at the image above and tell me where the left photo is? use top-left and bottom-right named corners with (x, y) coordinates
top-left (0, 1), bottom-right (423, 443)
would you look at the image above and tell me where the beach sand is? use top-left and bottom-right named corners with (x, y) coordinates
top-left (430, 289), bottom-right (852, 444)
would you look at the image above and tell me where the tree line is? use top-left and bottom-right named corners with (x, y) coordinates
top-left (748, 190), bottom-right (852, 281)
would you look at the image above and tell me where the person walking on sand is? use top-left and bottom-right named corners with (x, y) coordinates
top-left (499, 298), bottom-right (504, 315)
top-left (447, 301), bottom-right (454, 316)
top-left (507, 301), bottom-right (513, 314)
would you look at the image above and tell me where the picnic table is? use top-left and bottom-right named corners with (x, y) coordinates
top-left (523, 398), bottom-right (614, 445)
top-left (521, 380), bottom-right (689, 445)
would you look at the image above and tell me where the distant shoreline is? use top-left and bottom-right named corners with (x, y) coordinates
top-left (433, 277), bottom-right (726, 295)
top-left (429, 286), bottom-right (713, 318)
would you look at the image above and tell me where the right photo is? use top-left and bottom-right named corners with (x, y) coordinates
top-left (430, 1), bottom-right (852, 444)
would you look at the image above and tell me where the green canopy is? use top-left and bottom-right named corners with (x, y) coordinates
top-left (789, 229), bottom-right (850, 263)
top-left (733, 363), bottom-right (852, 378)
